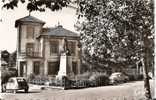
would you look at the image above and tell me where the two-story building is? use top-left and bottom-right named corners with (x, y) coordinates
top-left (15, 15), bottom-right (81, 78)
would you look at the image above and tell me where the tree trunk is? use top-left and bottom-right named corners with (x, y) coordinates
top-left (143, 58), bottom-right (152, 99)
top-left (143, 35), bottom-right (152, 100)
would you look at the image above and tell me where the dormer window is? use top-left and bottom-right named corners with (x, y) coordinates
top-left (27, 25), bottom-right (34, 39)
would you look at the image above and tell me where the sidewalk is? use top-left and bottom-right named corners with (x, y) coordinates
top-left (1, 80), bottom-right (154, 100)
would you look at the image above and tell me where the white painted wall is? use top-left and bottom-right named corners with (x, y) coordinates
top-left (17, 21), bottom-right (81, 77)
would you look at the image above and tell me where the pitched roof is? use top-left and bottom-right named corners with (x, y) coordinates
top-left (15, 15), bottom-right (45, 27)
top-left (40, 25), bottom-right (79, 38)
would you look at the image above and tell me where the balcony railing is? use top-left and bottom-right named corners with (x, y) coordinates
top-left (20, 51), bottom-right (42, 58)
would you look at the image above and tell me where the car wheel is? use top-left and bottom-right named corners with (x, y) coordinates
top-left (25, 88), bottom-right (28, 93)
top-left (2, 84), bottom-right (6, 93)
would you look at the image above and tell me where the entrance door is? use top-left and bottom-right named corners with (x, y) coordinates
top-left (20, 62), bottom-right (27, 77)
top-left (48, 62), bottom-right (59, 75)
top-left (72, 62), bottom-right (77, 75)
top-left (33, 61), bottom-right (40, 75)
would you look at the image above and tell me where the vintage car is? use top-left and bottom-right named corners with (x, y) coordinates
top-left (109, 72), bottom-right (129, 85)
top-left (2, 77), bottom-right (29, 93)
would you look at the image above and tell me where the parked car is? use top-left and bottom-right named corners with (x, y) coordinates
top-left (2, 77), bottom-right (29, 93)
top-left (109, 72), bottom-right (129, 85)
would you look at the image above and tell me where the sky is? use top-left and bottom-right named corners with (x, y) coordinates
top-left (0, 3), bottom-right (78, 53)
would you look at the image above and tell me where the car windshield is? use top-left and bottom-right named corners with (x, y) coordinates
top-left (8, 79), bottom-right (14, 83)
top-left (17, 78), bottom-right (27, 86)
top-left (111, 73), bottom-right (121, 76)
top-left (17, 79), bottom-right (26, 83)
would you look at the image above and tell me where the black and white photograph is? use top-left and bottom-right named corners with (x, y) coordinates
top-left (0, 0), bottom-right (155, 100)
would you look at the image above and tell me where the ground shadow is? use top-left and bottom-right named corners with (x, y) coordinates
top-left (3, 90), bottom-right (41, 94)
top-left (16, 90), bottom-right (41, 94)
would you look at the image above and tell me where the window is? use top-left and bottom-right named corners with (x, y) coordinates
top-left (8, 79), bottom-right (14, 83)
top-left (26, 43), bottom-right (34, 56)
top-left (78, 50), bottom-right (81, 58)
top-left (72, 62), bottom-right (77, 75)
top-left (68, 41), bottom-right (75, 55)
top-left (27, 25), bottom-right (34, 39)
top-left (50, 41), bottom-right (59, 55)
top-left (33, 61), bottom-right (40, 75)
top-left (48, 62), bottom-right (59, 75)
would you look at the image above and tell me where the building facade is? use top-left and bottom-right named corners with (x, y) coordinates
top-left (15, 15), bottom-right (81, 78)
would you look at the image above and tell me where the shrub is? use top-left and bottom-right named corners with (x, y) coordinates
top-left (55, 76), bottom-right (70, 87)
top-left (75, 71), bottom-right (91, 80)
top-left (1, 69), bottom-right (18, 84)
top-left (128, 75), bottom-right (135, 81)
top-left (28, 75), bottom-right (49, 85)
top-left (89, 73), bottom-right (109, 87)
top-left (137, 74), bottom-right (144, 80)
top-left (7, 68), bottom-right (18, 76)
top-left (48, 78), bottom-right (57, 86)
top-left (70, 72), bottom-right (109, 88)
top-left (70, 79), bottom-right (90, 88)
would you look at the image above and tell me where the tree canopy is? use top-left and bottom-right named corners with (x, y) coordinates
top-left (77, 0), bottom-right (154, 71)
top-left (2, 0), bottom-right (71, 12)
top-left (1, 50), bottom-right (10, 63)
top-left (77, 0), bottom-right (154, 99)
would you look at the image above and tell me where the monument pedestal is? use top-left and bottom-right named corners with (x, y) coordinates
top-left (56, 53), bottom-right (74, 80)
top-left (57, 53), bottom-right (67, 79)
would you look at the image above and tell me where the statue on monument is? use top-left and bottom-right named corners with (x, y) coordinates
top-left (62, 38), bottom-right (71, 56)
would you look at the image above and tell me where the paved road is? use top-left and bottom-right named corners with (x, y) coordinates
top-left (1, 80), bottom-right (154, 100)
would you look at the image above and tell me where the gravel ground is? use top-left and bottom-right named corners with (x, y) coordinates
top-left (1, 80), bottom-right (154, 100)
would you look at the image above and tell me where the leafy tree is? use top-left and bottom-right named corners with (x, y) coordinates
top-left (11, 51), bottom-right (17, 62)
top-left (2, 0), bottom-right (71, 12)
top-left (1, 50), bottom-right (17, 67)
top-left (9, 51), bottom-right (17, 67)
top-left (1, 50), bottom-right (10, 64)
top-left (1, 69), bottom-right (18, 84)
top-left (77, 0), bottom-right (153, 99)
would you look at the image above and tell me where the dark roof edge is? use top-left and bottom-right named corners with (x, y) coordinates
top-left (15, 15), bottom-right (45, 27)
top-left (15, 21), bottom-right (45, 27)
top-left (37, 34), bottom-right (80, 39)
